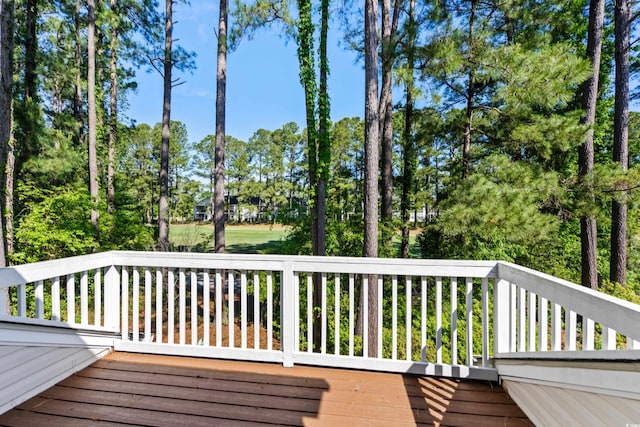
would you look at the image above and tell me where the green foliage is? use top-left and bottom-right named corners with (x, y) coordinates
top-left (12, 185), bottom-right (97, 264)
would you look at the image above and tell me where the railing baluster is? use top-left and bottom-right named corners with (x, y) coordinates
top-left (348, 273), bottom-right (354, 357)
top-left (421, 277), bottom-right (427, 362)
top-left (17, 284), bottom-right (26, 318)
top-left (156, 269), bottom-right (163, 344)
top-left (121, 268), bottom-right (129, 340)
top-left (566, 309), bottom-right (577, 351)
top-left (66, 274), bottom-right (74, 323)
top-left (436, 276), bottom-right (442, 364)
top-left (35, 280), bottom-right (44, 320)
top-left (510, 283), bottom-right (517, 353)
top-left (466, 278), bottom-right (473, 365)
top-left (583, 317), bottom-right (594, 351)
top-left (334, 274), bottom-right (341, 355)
top-left (320, 272), bottom-right (327, 354)
top-left (306, 273), bottom-right (313, 353)
top-left (168, 270), bottom-right (175, 345)
top-left (132, 269), bottom-right (139, 342)
top-left (528, 291), bottom-right (536, 352)
top-left (179, 269), bottom-right (186, 345)
top-left (294, 272), bottom-right (300, 352)
top-left (253, 272), bottom-right (259, 349)
top-left (52, 276), bottom-right (61, 322)
top-left (241, 271), bottom-right (247, 349)
top-left (481, 278), bottom-right (489, 367)
top-left (538, 296), bottom-right (548, 351)
top-left (392, 275), bottom-right (398, 360)
top-left (362, 275), bottom-right (369, 358)
top-left (267, 272), bottom-right (273, 351)
top-left (451, 277), bottom-right (458, 365)
top-left (80, 272), bottom-right (88, 325)
top-left (228, 271), bottom-right (235, 348)
top-left (377, 276), bottom-right (383, 359)
top-left (602, 326), bottom-right (617, 350)
top-left (144, 268), bottom-right (152, 342)
top-left (551, 302), bottom-right (561, 351)
top-left (215, 270), bottom-right (222, 347)
top-left (94, 269), bottom-right (102, 327)
top-left (191, 270), bottom-right (198, 345)
top-left (518, 287), bottom-right (526, 352)
top-left (406, 276), bottom-right (412, 361)
top-left (203, 271), bottom-right (210, 346)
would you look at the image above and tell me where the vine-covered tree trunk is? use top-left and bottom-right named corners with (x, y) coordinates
top-left (1, 0), bottom-right (13, 260)
top-left (317, 0), bottom-right (329, 259)
top-left (363, 0), bottom-right (379, 357)
top-left (579, 0), bottom-right (605, 290)
top-left (214, 0), bottom-right (227, 254)
top-left (87, 0), bottom-right (100, 238)
top-left (0, 0), bottom-right (12, 311)
top-left (0, 0), bottom-right (13, 270)
top-left (610, 0), bottom-right (630, 286)
top-left (296, 0), bottom-right (318, 256)
top-left (158, 0), bottom-right (173, 252)
top-left (107, 0), bottom-right (118, 215)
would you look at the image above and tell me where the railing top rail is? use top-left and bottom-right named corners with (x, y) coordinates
top-left (110, 251), bottom-right (500, 277)
top-left (0, 252), bottom-right (116, 288)
top-left (497, 262), bottom-right (640, 342)
top-left (0, 251), bottom-right (499, 288)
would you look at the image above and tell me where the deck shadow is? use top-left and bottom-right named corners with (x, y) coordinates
top-left (404, 373), bottom-right (533, 426)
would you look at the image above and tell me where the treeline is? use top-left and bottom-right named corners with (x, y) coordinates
top-left (0, 0), bottom-right (639, 299)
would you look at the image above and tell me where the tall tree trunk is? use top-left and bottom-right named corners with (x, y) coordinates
top-left (579, 0), bottom-right (605, 290)
top-left (379, 0), bottom-right (393, 254)
top-left (87, 0), bottom-right (100, 239)
top-left (363, 0), bottom-right (379, 357)
top-left (462, 0), bottom-right (476, 179)
top-left (73, 0), bottom-right (83, 146)
top-left (24, 0), bottom-right (36, 99)
top-left (379, 0), bottom-right (400, 255)
top-left (214, 0), bottom-right (227, 254)
top-left (5, 135), bottom-right (13, 256)
top-left (610, 0), bottom-right (630, 286)
top-left (401, 0), bottom-right (416, 259)
top-left (158, 0), bottom-right (173, 252)
top-left (107, 0), bottom-right (118, 215)
top-left (1, 0), bottom-right (13, 311)
top-left (17, 0), bottom-right (37, 167)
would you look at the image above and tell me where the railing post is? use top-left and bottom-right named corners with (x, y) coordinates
top-left (494, 275), bottom-right (511, 356)
top-left (281, 262), bottom-right (295, 367)
top-left (104, 265), bottom-right (121, 331)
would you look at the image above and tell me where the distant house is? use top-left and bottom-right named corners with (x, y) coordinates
top-left (193, 195), bottom-right (264, 223)
top-left (193, 198), bottom-right (211, 222)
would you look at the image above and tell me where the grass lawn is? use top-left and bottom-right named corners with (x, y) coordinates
top-left (170, 223), bottom-right (290, 254)
top-left (170, 223), bottom-right (422, 257)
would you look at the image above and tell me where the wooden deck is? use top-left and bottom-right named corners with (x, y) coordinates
top-left (0, 352), bottom-right (532, 426)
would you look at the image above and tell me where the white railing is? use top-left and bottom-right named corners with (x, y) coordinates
top-left (1, 251), bottom-right (639, 381)
top-left (494, 262), bottom-right (640, 358)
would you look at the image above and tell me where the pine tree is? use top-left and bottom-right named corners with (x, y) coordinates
top-left (610, 0), bottom-right (631, 286)
top-left (214, 0), bottom-right (228, 253)
top-left (579, 0), bottom-right (605, 290)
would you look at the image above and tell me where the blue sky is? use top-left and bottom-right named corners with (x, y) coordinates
top-left (126, 0), bottom-right (365, 144)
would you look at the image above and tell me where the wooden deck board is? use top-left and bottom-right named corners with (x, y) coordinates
top-left (0, 352), bottom-right (533, 426)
